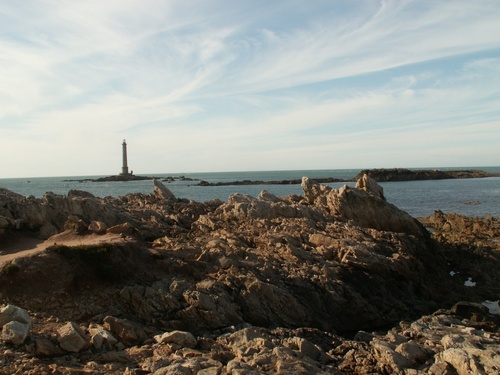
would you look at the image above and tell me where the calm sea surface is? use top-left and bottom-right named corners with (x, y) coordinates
top-left (1, 167), bottom-right (499, 218)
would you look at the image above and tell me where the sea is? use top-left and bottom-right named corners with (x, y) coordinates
top-left (1, 167), bottom-right (499, 218)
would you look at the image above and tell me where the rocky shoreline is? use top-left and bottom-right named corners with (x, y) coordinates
top-left (0, 175), bottom-right (499, 374)
top-left (61, 168), bottom-right (499, 187)
top-left (357, 168), bottom-right (500, 182)
top-left (194, 168), bottom-right (499, 186)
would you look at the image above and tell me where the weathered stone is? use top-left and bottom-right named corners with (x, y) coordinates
top-left (291, 337), bottom-right (322, 360)
top-left (0, 176), bottom-right (499, 374)
top-left (0, 304), bottom-right (31, 327)
top-left (154, 330), bottom-right (197, 349)
top-left (88, 220), bottom-right (108, 234)
top-left (103, 316), bottom-right (147, 344)
top-left (153, 179), bottom-right (176, 201)
top-left (107, 222), bottom-right (137, 235)
top-left (355, 173), bottom-right (385, 200)
top-left (1, 321), bottom-right (30, 345)
top-left (57, 321), bottom-right (90, 352)
top-left (90, 327), bottom-right (118, 349)
top-left (34, 337), bottom-right (65, 357)
top-left (395, 340), bottom-right (429, 365)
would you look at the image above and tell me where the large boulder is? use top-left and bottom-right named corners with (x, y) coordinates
top-left (302, 176), bottom-right (428, 237)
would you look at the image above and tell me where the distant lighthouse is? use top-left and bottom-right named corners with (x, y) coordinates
top-left (121, 139), bottom-right (129, 176)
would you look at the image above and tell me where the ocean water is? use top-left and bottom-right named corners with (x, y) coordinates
top-left (1, 167), bottom-right (499, 218)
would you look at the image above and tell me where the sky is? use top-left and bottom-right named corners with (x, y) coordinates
top-left (1, 0), bottom-right (500, 178)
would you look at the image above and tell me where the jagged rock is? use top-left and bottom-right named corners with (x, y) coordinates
top-left (154, 330), bottom-right (197, 348)
top-left (258, 190), bottom-right (283, 203)
top-left (1, 321), bottom-right (30, 345)
top-left (57, 321), bottom-right (90, 352)
top-left (355, 173), bottom-right (385, 200)
top-left (89, 327), bottom-right (118, 349)
top-left (103, 316), bottom-right (148, 344)
top-left (285, 337), bottom-right (322, 360)
top-left (0, 176), bottom-right (499, 374)
top-left (153, 179), bottom-right (176, 201)
top-left (394, 340), bottom-right (429, 366)
top-left (302, 176), bottom-right (427, 237)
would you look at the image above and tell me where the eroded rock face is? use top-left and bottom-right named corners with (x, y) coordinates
top-left (302, 177), bottom-right (428, 237)
top-left (0, 182), bottom-right (214, 240)
top-left (0, 177), bottom-right (498, 374)
top-left (0, 302), bottom-right (498, 374)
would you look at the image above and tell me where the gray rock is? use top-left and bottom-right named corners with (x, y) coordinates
top-left (1, 321), bottom-right (30, 345)
top-left (0, 304), bottom-right (31, 328)
top-left (57, 321), bottom-right (90, 353)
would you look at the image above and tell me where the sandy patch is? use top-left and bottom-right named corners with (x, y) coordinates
top-left (0, 231), bottom-right (127, 266)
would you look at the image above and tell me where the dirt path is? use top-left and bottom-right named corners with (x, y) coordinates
top-left (0, 231), bottom-right (128, 266)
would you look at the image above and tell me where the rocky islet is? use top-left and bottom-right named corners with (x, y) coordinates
top-left (0, 175), bottom-right (499, 374)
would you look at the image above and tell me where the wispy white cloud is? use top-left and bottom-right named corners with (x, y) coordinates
top-left (0, 0), bottom-right (499, 177)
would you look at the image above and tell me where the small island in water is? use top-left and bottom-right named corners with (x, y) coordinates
top-left (194, 168), bottom-right (499, 186)
top-left (64, 141), bottom-right (500, 185)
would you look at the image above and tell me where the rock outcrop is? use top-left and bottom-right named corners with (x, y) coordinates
top-left (357, 168), bottom-right (500, 181)
top-left (0, 176), bottom-right (499, 374)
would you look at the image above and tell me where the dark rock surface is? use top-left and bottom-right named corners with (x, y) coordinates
top-left (0, 176), bottom-right (498, 374)
top-left (357, 168), bottom-right (500, 182)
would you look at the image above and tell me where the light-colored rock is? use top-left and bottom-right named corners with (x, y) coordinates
top-left (373, 340), bottom-right (411, 372)
top-left (88, 220), bottom-right (108, 234)
top-left (395, 340), bottom-right (429, 366)
top-left (154, 330), bottom-right (197, 348)
top-left (57, 321), bottom-right (90, 353)
top-left (356, 173), bottom-right (385, 200)
top-left (90, 327), bottom-right (118, 349)
top-left (0, 304), bottom-right (31, 328)
top-left (290, 337), bottom-right (322, 360)
top-left (258, 190), bottom-right (282, 203)
top-left (302, 176), bottom-right (427, 236)
top-left (153, 179), bottom-right (176, 201)
top-left (1, 321), bottom-right (30, 345)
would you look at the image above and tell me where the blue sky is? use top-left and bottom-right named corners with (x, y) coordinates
top-left (1, 0), bottom-right (499, 178)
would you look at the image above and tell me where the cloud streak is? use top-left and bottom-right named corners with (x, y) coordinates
top-left (0, 0), bottom-right (499, 177)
